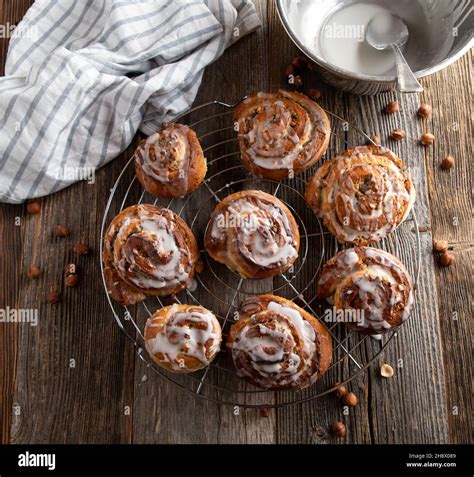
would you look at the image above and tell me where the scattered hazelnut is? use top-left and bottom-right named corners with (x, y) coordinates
top-left (438, 252), bottom-right (454, 267)
top-left (260, 407), bottom-right (270, 417)
top-left (73, 242), bottom-right (90, 256)
top-left (433, 239), bottom-right (449, 254)
top-left (55, 224), bottom-right (71, 238)
top-left (341, 392), bottom-right (358, 408)
top-left (307, 61), bottom-right (318, 71)
top-left (420, 132), bottom-right (435, 146)
top-left (330, 422), bottom-right (346, 437)
top-left (308, 88), bottom-right (322, 101)
top-left (417, 103), bottom-right (432, 117)
top-left (26, 201), bottom-right (41, 215)
top-left (65, 273), bottom-right (79, 288)
top-left (291, 56), bottom-right (307, 69)
top-left (334, 385), bottom-right (348, 399)
top-left (64, 263), bottom-right (79, 275)
top-left (390, 128), bottom-right (406, 141)
top-left (47, 290), bottom-right (61, 304)
top-left (293, 75), bottom-right (303, 87)
top-left (384, 100), bottom-right (399, 114)
top-left (370, 134), bottom-right (381, 146)
top-left (285, 64), bottom-right (295, 77)
top-left (27, 265), bottom-right (42, 279)
top-left (440, 155), bottom-right (455, 170)
top-left (380, 363), bottom-right (394, 378)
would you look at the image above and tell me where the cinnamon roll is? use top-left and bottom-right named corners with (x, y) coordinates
top-left (317, 247), bottom-right (414, 334)
top-left (144, 304), bottom-right (222, 373)
top-left (234, 90), bottom-right (331, 180)
top-left (204, 190), bottom-right (300, 279)
top-left (134, 123), bottom-right (206, 198)
top-left (306, 146), bottom-right (415, 245)
top-left (226, 295), bottom-right (332, 390)
top-left (103, 205), bottom-right (200, 305)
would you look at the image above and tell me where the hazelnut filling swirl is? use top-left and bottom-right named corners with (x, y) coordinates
top-left (306, 146), bottom-right (415, 245)
top-left (103, 205), bottom-right (199, 304)
top-left (228, 299), bottom-right (324, 390)
top-left (134, 123), bottom-right (190, 197)
top-left (317, 247), bottom-right (414, 333)
top-left (235, 90), bottom-right (331, 177)
top-left (205, 191), bottom-right (300, 278)
top-left (145, 305), bottom-right (221, 372)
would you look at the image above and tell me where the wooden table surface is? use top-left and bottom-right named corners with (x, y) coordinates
top-left (1, 0), bottom-right (472, 445)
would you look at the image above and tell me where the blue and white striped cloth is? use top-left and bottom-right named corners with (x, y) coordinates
top-left (0, 0), bottom-right (260, 203)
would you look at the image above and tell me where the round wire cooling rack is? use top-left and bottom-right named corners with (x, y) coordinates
top-left (100, 99), bottom-right (422, 408)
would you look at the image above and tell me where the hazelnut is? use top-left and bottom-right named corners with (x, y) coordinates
top-left (418, 103), bottom-right (432, 117)
top-left (73, 242), bottom-right (90, 256)
top-left (330, 422), bottom-right (346, 437)
top-left (65, 273), bottom-right (79, 288)
top-left (27, 265), bottom-right (42, 279)
top-left (440, 155), bottom-right (455, 170)
top-left (439, 252), bottom-right (454, 267)
top-left (384, 100), bottom-right (399, 114)
top-left (308, 88), bottom-right (321, 101)
top-left (307, 61), bottom-right (318, 71)
top-left (380, 364), bottom-right (394, 378)
top-left (26, 201), bottom-right (41, 215)
top-left (334, 385), bottom-right (348, 399)
top-left (370, 134), bottom-right (381, 146)
top-left (433, 239), bottom-right (449, 254)
top-left (47, 290), bottom-right (61, 304)
top-left (390, 128), bottom-right (406, 141)
top-left (55, 224), bottom-right (70, 238)
top-left (291, 56), bottom-right (307, 69)
top-left (260, 407), bottom-right (270, 418)
top-left (341, 392), bottom-right (358, 408)
top-left (420, 132), bottom-right (435, 146)
top-left (293, 75), bottom-right (303, 87)
top-left (64, 263), bottom-right (79, 275)
top-left (285, 64), bottom-right (295, 77)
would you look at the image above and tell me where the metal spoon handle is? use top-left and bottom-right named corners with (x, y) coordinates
top-left (391, 43), bottom-right (423, 93)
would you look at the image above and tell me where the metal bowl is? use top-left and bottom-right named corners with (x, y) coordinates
top-left (276, 0), bottom-right (473, 94)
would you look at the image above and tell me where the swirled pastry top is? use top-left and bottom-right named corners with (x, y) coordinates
top-left (234, 90), bottom-right (331, 178)
top-left (317, 247), bottom-right (414, 333)
top-left (103, 204), bottom-right (200, 304)
top-left (134, 123), bottom-right (206, 198)
top-left (204, 190), bottom-right (300, 278)
top-left (226, 295), bottom-right (332, 390)
top-left (306, 146), bottom-right (415, 245)
top-left (144, 304), bottom-right (222, 373)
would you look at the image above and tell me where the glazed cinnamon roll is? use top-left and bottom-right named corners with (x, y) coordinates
top-left (204, 190), bottom-right (300, 279)
top-left (103, 205), bottom-right (200, 305)
top-left (226, 295), bottom-right (332, 390)
top-left (306, 146), bottom-right (415, 245)
top-left (234, 90), bottom-right (331, 180)
top-left (134, 123), bottom-right (206, 198)
top-left (317, 247), bottom-right (414, 334)
top-left (144, 304), bottom-right (222, 373)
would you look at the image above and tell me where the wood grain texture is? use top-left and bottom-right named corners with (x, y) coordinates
top-left (420, 52), bottom-right (473, 445)
top-left (0, 0), bottom-right (471, 445)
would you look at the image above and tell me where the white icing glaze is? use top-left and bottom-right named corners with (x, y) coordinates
top-left (312, 148), bottom-right (415, 243)
top-left (135, 126), bottom-right (190, 196)
top-left (321, 247), bottom-right (414, 331)
top-left (240, 98), bottom-right (311, 170)
top-left (145, 305), bottom-right (221, 370)
top-left (231, 301), bottom-right (318, 388)
top-left (115, 206), bottom-right (190, 290)
top-left (211, 196), bottom-right (298, 270)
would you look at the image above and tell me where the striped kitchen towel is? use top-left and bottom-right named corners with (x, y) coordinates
top-left (0, 0), bottom-right (260, 203)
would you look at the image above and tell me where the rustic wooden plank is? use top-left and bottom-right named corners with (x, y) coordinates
top-left (421, 53), bottom-right (473, 444)
top-left (0, 0), bottom-right (32, 445)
